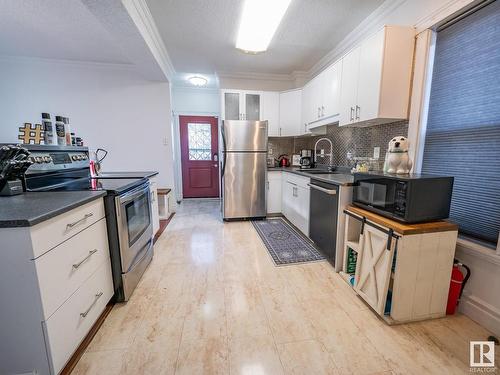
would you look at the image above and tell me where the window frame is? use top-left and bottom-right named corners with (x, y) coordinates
top-left (414, 9), bottom-right (500, 256)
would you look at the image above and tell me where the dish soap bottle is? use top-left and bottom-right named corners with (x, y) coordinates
top-left (63, 117), bottom-right (72, 146)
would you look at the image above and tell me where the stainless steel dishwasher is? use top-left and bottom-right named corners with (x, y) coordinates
top-left (308, 179), bottom-right (339, 265)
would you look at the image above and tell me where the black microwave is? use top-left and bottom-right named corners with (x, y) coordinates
top-left (352, 172), bottom-right (454, 223)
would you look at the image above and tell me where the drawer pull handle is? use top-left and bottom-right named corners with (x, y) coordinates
top-left (72, 249), bottom-right (98, 269)
top-left (67, 213), bottom-right (94, 229)
top-left (80, 292), bottom-right (103, 318)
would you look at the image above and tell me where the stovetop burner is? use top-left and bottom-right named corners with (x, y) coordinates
top-left (48, 178), bottom-right (146, 194)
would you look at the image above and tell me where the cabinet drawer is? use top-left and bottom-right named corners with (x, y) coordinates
top-left (35, 218), bottom-right (110, 319)
top-left (31, 199), bottom-right (105, 258)
top-left (283, 172), bottom-right (310, 188)
top-left (43, 260), bottom-right (113, 375)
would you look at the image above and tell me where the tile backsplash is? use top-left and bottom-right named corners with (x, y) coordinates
top-left (268, 120), bottom-right (409, 169)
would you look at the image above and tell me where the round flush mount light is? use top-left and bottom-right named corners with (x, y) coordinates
top-left (188, 76), bottom-right (208, 86)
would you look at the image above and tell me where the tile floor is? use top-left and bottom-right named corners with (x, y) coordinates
top-left (72, 199), bottom-right (499, 375)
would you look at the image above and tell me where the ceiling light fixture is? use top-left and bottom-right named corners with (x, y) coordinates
top-left (236, 0), bottom-right (292, 53)
top-left (188, 76), bottom-right (208, 86)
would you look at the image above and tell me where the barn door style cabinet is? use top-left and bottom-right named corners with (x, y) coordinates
top-left (340, 205), bottom-right (458, 324)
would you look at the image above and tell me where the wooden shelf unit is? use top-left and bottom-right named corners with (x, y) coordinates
top-left (341, 206), bottom-right (458, 324)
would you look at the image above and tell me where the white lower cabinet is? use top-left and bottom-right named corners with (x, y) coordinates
top-left (281, 172), bottom-right (310, 236)
top-left (43, 260), bottom-right (113, 374)
top-left (0, 198), bottom-right (113, 375)
top-left (266, 171), bottom-right (282, 214)
top-left (342, 206), bottom-right (458, 323)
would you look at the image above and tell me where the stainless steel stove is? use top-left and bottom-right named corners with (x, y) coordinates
top-left (23, 145), bottom-right (153, 302)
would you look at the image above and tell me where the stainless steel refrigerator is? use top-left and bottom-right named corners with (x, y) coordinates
top-left (221, 120), bottom-right (268, 220)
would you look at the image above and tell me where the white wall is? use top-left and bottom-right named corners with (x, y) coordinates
top-left (171, 86), bottom-right (220, 115)
top-left (0, 57), bottom-right (174, 188)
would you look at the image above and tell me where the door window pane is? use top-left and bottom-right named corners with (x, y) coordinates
top-left (245, 94), bottom-right (260, 120)
top-left (188, 123), bottom-right (212, 160)
top-left (224, 92), bottom-right (240, 120)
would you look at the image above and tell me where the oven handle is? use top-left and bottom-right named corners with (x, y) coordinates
top-left (119, 182), bottom-right (150, 205)
top-left (308, 183), bottom-right (337, 195)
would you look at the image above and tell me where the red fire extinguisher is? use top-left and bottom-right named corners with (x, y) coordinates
top-left (446, 260), bottom-right (470, 315)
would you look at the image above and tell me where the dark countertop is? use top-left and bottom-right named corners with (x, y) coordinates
top-left (96, 171), bottom-right (158, 179)
top-left (0, 191), bottom-right (106, 228)
top-left (268, 167), bottom-right (355, 186)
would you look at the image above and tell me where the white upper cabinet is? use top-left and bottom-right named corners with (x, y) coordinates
top-left (262, 91), bottom-right (280, 136)
top-left (279, 89), bottom-right (302, 137)
top-left (339, 46), bottom-right (361, 126)
top-left (321, 60), bottom-right (342, 120)
top-left (221, 90), bottom-right (262, 121)
top-left (301, 60), bottom-right (342, 129)
top-left (339, 25), bottom-right (415, 126)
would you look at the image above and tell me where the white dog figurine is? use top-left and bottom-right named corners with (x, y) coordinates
top-left (383, 136), bottom-right (413, 174)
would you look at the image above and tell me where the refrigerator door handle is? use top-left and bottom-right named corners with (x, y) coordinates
top-left (221, 127), bottom-right (227, 177)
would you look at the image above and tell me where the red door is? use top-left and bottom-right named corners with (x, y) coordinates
top-left (180, 115), bottom-right (220, 198)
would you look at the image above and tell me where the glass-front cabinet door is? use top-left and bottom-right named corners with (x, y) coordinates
top-left (222, 90), bottom-right (262, 121)
top-left (245, 93), bottom-right (260, 120)
top-left (224, 92), bottom-right (241, 120)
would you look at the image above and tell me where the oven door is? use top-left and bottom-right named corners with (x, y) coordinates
top-left (354, 179), bottom-right (397, 212)
top-left (115, 182), bottom-right (153, 272)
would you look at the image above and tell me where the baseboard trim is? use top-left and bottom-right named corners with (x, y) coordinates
top-left (153, 213), bottom-right (175, 244)
top-left (459, 294), bottom-right (500, 337)
top-left (60, 302), bottom-right (114, 375)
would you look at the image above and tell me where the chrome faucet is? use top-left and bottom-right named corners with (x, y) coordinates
top-left (314, 137), bottom-right (333, 168)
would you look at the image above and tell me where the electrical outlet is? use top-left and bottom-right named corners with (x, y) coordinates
top-left (373, 147), bottom-right (380, 159)
top-left (163, 137), bottom-right (168, 146)
top-left (269, 148), bottom-right (273, 155)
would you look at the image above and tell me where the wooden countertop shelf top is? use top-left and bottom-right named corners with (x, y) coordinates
top-left (345, 205), bottom-right (458, 235)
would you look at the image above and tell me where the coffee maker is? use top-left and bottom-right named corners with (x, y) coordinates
top-left (300, 149), bottom-right (314, 169)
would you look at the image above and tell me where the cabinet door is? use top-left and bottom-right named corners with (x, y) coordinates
top-left (354, 224), bottom-right (395, 315)
top-left (223, 91), bottom-right (242, 120)
top-left (262, 91), bottom-right (280, 136)
top-left (279, 89), bottom-right (302, 137)
top-left (282, 180), bottom-right (294, 219)
top-left (301, 83), bottom-right (313, 133)
top-left (295, 185), bottom-right (310, 236)
top-left (322, 60), bottom-right (342, 119)
top-left (357, 29), bottom-right (385, 122)
top-left (244, 93), bottom-right (261, 121)
top-left (267, 173), bottom-right (282, 213)
top-left (339, 46), bottom-right (361, 126)
top-left (309, 77), bottom-right (322, 123)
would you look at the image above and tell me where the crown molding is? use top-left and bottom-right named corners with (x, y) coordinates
top-left (172, 85), bottom-right (219, 92)
top-left (0, 55), bottom-right (136, 70)
top-left (307, 0), bottom-right (407, 80)
top-left (413, 0), bottom-right (475, 32)
top-left (217, 70), bottom-right (294, 82)
top-left (122, 0), bottom-right (176, 80)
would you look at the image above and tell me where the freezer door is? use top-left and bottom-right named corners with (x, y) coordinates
top-left (223, 120), bottom-right (268, 151)
top-left (223, 152), bottom-right (267, 219)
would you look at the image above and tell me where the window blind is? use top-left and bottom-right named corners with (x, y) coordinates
top-left (421, 0), bottom-right (500, 246)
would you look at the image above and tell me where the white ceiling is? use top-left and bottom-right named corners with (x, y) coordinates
top-left (0, 0), bottom-right (129, 64)
top-left (146, 0), bottom-right (385, 76)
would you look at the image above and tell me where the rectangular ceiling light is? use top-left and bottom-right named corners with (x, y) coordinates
top-left (236, 0), bottom-right (292, 53)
